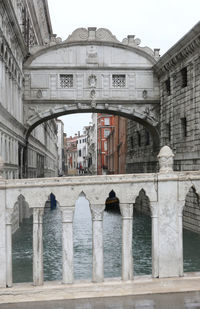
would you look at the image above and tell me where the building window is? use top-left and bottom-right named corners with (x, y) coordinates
top-left (79, 150), bottom-right (81, 157)
top-left (181, 117), bottom-right (187, 137)
top-left (137, 131), bottom-right (141, 147)
top-left (60, 74), bottom-right (73, 88)
top-left (145, 130), bottom-right (150, 146)
top-left (166, 122), bottom-right (171, 141)
top-left (104, 118), bottom-right (110, 126)
top-left (130, 136), bottom-right (134, 149)
top-left (165, 78), bottom-right (171, 96)
top-left (181, 67), bottom-right (187, 88)
top-left (112, 74), bottom-right (126, 88)
top-left (104, 141), bottom-right (108, 151)
top-left (104, 129), bottom-right (110, 138)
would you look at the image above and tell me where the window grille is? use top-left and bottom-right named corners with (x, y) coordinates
top-left (112, 74), bottom-right (126, 88)
top-left (181, 67), bottom-right (187, 88)
top-left (165, 78), bottom-right (171, 96)
top-left (60, 74), bottom-right (73, 88)
top-left (181, 117), bottom-right (187, 137)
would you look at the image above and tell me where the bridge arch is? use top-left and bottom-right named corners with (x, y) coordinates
top-left (23, 27), bottom-right (160, 149)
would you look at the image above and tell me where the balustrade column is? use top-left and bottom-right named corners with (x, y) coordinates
top-left (120, 203), bottom-right (133, 281)
top-left (90, 204), bottom-right (105, 283)
top-left (6, 210), bottom-right (13, 287)
top-left (151, 203), bottom-right (159, 278)
top-left (61, 207), bottom-right (74, 284)
top-left (33, 208), bottom-right (44, 286)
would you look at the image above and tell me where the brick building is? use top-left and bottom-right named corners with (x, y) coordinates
top-left (107, 116), bottom-right (127, 174)
top-left (97, 114), bottom-right (115, 175)
top-left (65, 135), bottom-right (78, 176)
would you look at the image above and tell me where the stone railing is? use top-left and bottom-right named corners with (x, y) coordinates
top-left (1, 146), bottom-right (200, 288)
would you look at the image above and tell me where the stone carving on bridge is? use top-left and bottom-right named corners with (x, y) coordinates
top-left (122, 35), bottom-right (158, 59)
top-left (157, 146), bottom-right (174, 173)
top-left (90, 204), bottom-right (105, 221)
top-left (65, 27), bottom-right (120, 44)
top-left (88, 74), bottom-right (97, 88)
top-left (86, 46), bottom-right (98, 64)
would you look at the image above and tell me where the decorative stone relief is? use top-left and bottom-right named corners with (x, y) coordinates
top-left (88, 74), bottom-right (97, 88)
top-left (65, 27), bottom-right (120, 44)
top-left (157, 146), bottom-right (174, 173)
top-left (119, 203), bottom-right (133, 218)
top-left (37, 90), bottom-right (42, 98)
top-left (90, 204), bottom-right (105, 221)
top-left (90, 89), bottom-right (96, 100)
top-left (86, 46), bottom-right (98, 64)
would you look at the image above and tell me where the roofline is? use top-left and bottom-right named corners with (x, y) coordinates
top-left (154, 21), bottom-right (200, 76)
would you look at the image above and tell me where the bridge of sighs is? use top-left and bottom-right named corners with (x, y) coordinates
top-left (23, 27), bottom-right (160, 146)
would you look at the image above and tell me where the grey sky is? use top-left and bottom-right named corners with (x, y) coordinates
top-left (48, 0), bottom-right (200, 136)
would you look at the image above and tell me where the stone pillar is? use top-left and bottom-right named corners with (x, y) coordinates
top-left (151, 202), bottom-right (159, 278)
top-left (61, 207), bottom-right (74, 284)
top-left (119, 203), bottom-right (133, 281)
top-left (90, 204), bottom-right (105, 283)
top-left (33, 208), bottom-right (44, 286)
top-left (157, 146), bottom-right (182, 277)
top-left (178, 202), bottom-right (185, 277)
top-left (6, 209), bottom-right (13, 287)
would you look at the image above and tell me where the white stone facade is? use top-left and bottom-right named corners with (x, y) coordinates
top-left (0, 0), bottom-right (58, 179)
top-left (77, 133), bottom-right (88, 174)
top-left (85, 114), bottom-right (97, 175)
top-left (56, 119), bottom-right (64, 176)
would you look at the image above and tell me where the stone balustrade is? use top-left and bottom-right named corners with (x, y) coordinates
top-left (0, 147), bottom-right (200, 288)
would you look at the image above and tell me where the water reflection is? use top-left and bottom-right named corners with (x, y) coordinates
top-left (2, 292), bottom-right (200, 309)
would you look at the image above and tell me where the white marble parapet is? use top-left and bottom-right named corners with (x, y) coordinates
top-left (120, 203), bottom-right (133, 281)
top-left (33, 208), bottom-right (44, 286)
top-left (90, 204), bottom-right (105, 283)
top-left (61, 207), bottom-right (75, 284)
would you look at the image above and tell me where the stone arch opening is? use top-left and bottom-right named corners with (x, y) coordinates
top-left (73, 191), bottom-right (92, 280)
top-left (104, 189), bottom-right (122, 278)
top-left (43, 193), bottom-right (62, 281)
top-left (183, 186), bottom-right (200, 273)
top-left (133, 189), bottom-right (152, 276)
top-left (12, 195), bottom-right (33, 284)
top-left (23, 110), bottom-right (159, 178)
top-left (105, 190), bottom-right (120, 212)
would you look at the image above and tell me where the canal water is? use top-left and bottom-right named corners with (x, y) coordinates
top-left (12, 196), bottom-right (200, 283)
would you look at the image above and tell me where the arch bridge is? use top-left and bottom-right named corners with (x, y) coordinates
top-left (23, 27), bottom-right (160, 146)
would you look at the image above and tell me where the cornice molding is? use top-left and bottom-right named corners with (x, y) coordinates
top-left (154, 21), bottom-right (200, 77)
top-left (2, 0), bottom-right (28, 57)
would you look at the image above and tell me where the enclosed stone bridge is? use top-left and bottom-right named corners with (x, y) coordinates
top-left (23, 27), bottom-right (160, 145)
top-left (1, 146), bottom-right (200, 292)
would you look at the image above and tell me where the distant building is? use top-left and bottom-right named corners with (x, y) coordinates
top-left (65, 135), bottom-right (78, 176)
top-left (77, 132), bottom-right (88, 174)
top-left (56, 119), bottom-right (65, 176)
top-left (107, 116), bottom-right (127, 174)
top-left (85, 114), bottom-right (97, 175)
top-left (97, 114), bottom-right (115, 175)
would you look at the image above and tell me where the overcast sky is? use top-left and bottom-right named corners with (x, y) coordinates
top-left (48, 0), bottom-right (200, 136)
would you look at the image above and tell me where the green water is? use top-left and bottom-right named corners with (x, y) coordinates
top-left (12, 197), bottom-right (200, 283)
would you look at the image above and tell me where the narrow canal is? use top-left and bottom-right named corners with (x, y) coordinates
top-left (12, 196), bottom-right (200, 283)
